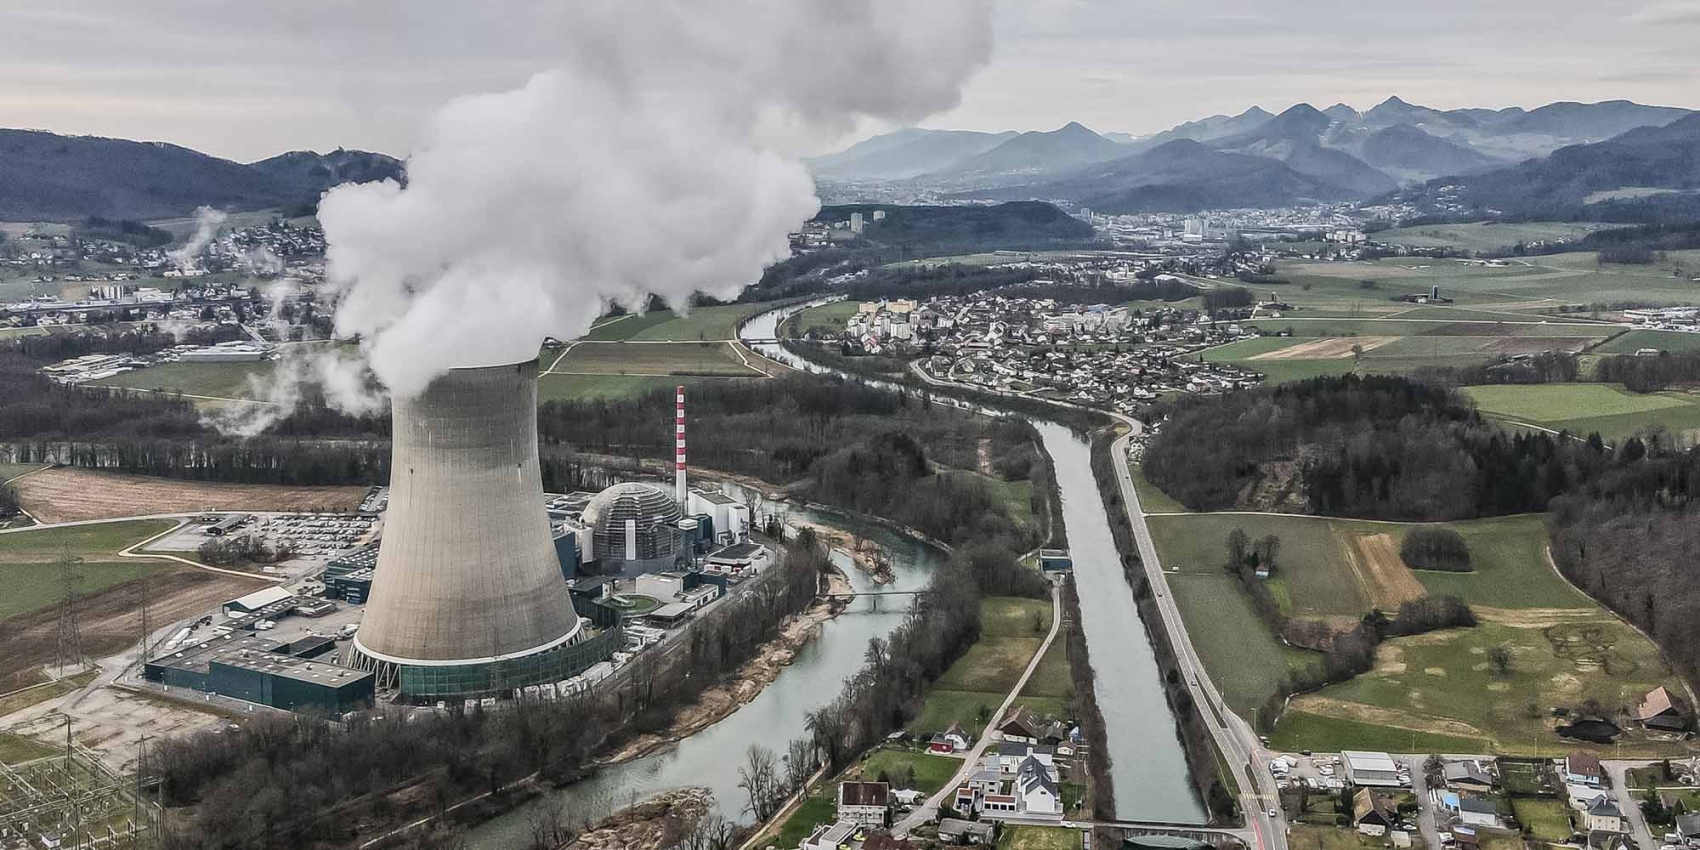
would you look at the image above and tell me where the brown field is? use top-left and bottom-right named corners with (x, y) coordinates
top-left (1252, 336), bottom-right (1399, 361)
top-left (1347, 533), bottom-right (1427, 609)
top-left (0, 567), bottom-right (264, 691)
top-left (13, 468), bottom-right (365, 523)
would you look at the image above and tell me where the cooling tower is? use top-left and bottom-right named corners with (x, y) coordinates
top-left (350, 359), bottom-right (592, 699)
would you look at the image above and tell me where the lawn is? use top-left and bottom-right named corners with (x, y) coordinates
top-left (584, 302), bottom-right (785, 342)
top-left (0, 732), bottom-right (55, 765)
top-left (1293, 615), bottom-right (1682, 755)
top-left (1511, 798), bottom-right (1574, 841)
top-left (1019, 639), bottom-right (1073, 701)
top-left (1374, 222), bottom-right (1610, 254)
top-left (1463, 383), bottom-right (1700, 442)
top-left (998, 826), bottom-right (1082, 850)
top-left (1131, 461), bottom-right (1189, 514)
top-left (97, 359), bottom-right (276, 400)
top-left (1168, 573), bottom-right (1320, 717)
top-left (1285, 824), bottom-right (1399, 850)
top-left (1271, 711), bottom-right (1489, 755)
top-left (934, 637), bottom-right (1044, 694)
top-left (855, 749), bottom-right (962, 794)
top-left (786, 301), bottom-right (861, 338)
top-left (548, 341), bottom-right (765, 376)
top-left (1146, 513), bottom-right (1371, 617)
top-left (1592, 329), bottom-right (1700, 355)
top-left (981, 597), bottom-right (1052, 639)
top-left (1411, 515), bottom-right (1589, 610)
top-left (0, 520), bottom-right (176, 622)
top-left (773, 795), bottom-right (835, 849)
top-left (907, 690), bottom-right (1011, 737)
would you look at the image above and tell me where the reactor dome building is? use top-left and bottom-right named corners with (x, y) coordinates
top-left (580, 482), bottom-right (686, 575)
top-left (349, 360), bottom-right (614, 701)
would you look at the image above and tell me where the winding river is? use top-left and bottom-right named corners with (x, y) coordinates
top-left (469, 298), bottom-right (1202, 844)
top-left (741, 300), bottom-right (1205, 823)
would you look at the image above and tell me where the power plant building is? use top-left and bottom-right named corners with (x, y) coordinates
top-left (581, 482), bottom-right (687, 575)
top-left (348, 360), bottom-right (614, 701)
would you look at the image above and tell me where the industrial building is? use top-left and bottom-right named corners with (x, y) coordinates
top-left (581, 482), bottom-right (688, 575)
top-left (1342, 750), bottom-right (1404, 787)
top-left (144, 632), bottom-right (374, 713)
top-left (347, 360), bottom-right (611, 701)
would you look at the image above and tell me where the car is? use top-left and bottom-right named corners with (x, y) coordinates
top-left (1268, 809), bottom-right (1280, 818)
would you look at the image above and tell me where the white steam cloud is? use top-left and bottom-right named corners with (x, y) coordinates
top-left (167, 206), bottom-right (227, 273)
top-left (311, 0), bottom-right (993, 400)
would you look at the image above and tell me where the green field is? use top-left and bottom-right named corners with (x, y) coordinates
top-left (548, 340), bottom-right (765, 377)
top-left (1271, 711), bottom-right (1489, 755)
top-left (1147, 513), bottom-right (1372, 617)
top-left (583, 302), bottom-right (783, 342)
top-left (1168, 573), bottom-right (1320, 716)
top-left (0, 733), bottom-right (56, 765)
top-left (1131, 461), bottom-right (1189, 514)
top-left (1511, 798), bottom-right (1575, 841)
top-left (786, 301), bottom-right (861, 338)
top-left (1463, 383), bottom-right (1700, 442)
top-left (909, 597), bottom-right (1059, 736)
top-left (773, 795), bottom-right (835, 849)
top-left (0, 463), bottom-right (48, 484)
top-left (998, 826), bottom-right (1082, 850)
top-left (1374, 222), bottom-right (1610, 253)
top-left (0, 520), bottom-right (176, 622)
top-left (1592, 329), bottom-right (1700, 355)
top-left (97, 359), bottom-right (276, 399)
top-left (855, 749), bottom-right (962, 794)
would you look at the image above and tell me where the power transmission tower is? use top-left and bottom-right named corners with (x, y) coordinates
top-left (138, 581), bottom-right (151, 665)
top-left (55, 546), bottom-right (85, 677)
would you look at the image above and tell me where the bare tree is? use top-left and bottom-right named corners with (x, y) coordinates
top-left (739, 744), bottom-right (782, 821)
top-left (785, 736), bottom-right (818, 795)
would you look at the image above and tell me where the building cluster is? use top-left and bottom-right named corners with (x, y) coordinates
top-left (2, 281), bottom-right (256, 330)
top-left (788, 209), bottom-right (887, 251)
top-left (884, 291), bottom-right (1259, 412)
top-left (1624, 306), bottom-right (1700, 332)
top-left (40, 339), bottom-right (275, 384)
top-left (1080, 203), bottom-right (1368, 249)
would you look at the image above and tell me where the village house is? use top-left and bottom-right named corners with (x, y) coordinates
top-left (1354, 788), bottom-right (1393, 837)
top-left (927, 721), bottom-right (971, 754)
top-left (937, 818), bottom-right (996, 845)
top-left (1585, 797), bottom-right (1628, 834)
top-left (801, 820), bottom-right (859, 850)
top-left (1456, 797), bottom-right (1502, 829)
top-left (1443, 761), bottom-right (1495, 793)
top-left (1564, 751), bottom-right (1605, 787)
top-left (1633, 686), bottom-right (1687, 733)
top-left (837, 781), bottom-right (890, 829)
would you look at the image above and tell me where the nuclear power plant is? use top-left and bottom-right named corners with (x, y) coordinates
top-left (349, 360), bottom-right (612, 701)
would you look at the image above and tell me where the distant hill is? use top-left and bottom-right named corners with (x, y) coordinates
top-left (810, 96), bottom-right (1694, 212)
top-left (815, 201), bottom-right (1095, 251)
top-left (924, 122), bottom-right (1127, 181)
top-left (1004, 139), bottom-right (1361, 213)
top-left (1396, 112), bottom-right (1700, 219)
top-left (806, 128), bottom-right (1016, 181)
top-left (0, 129), bottom-right (401, 222)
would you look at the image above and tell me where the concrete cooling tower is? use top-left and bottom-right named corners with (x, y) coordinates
top-left (350, 359), bottom-right (605, 701)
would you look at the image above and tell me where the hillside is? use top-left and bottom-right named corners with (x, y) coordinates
top-left (806, 128), bottom-right (1016, 181)
top-left (1018, 140), bottom-right (1360, 213)
top-left (923, 122), bottom-right (1127, 181)
top-left (1397, 112), bottom-right (1700, 219)
top-left (1355, 124), bottom-right (1498, 182)
top-left (0, 129), bottom-right (402, 222)
top-left (814, 201), bottom-right (1095, 251)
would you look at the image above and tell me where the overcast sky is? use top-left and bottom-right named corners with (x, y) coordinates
top-left (2, 0), bottom-right (1696, 162)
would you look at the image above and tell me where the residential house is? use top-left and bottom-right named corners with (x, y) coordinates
top-left (1634, 686), bottom-right (1687, 733)
top-left (998, 707), bottom-right (1040, 744)
top-left (801, 820), bottom-right (859, 850)
top-left (1444, 761), bottom-right (1495, 793)
top-left (1565, 751), bottom-right (1605, 787)
top-left (996, 742), bottom-right (1055, 774)
top-left (1587, 830), bottom-right (1634, 850)
top-left (1013, 755), bottom-right (1064, 820)
top-left (1456, 797), bottom-right (1502, 828)
top-left (1354, 788), bottom-right (1393, 837)
top-left (837, 781), bottom-right (890, 829)
top-left (862, 836), bottom-right (916, 850)
top-left (1675, 811), bottom-right (1700, 844)
top-left (1585, 797), bottom-right (1628, 834)
top-left (937, 818), bottom-right (996, 845)
top-left (928, 721), bottom-right (972, 754)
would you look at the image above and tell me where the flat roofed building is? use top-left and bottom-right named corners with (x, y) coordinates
top-left (1343, 750), bottom-right (1402, 787)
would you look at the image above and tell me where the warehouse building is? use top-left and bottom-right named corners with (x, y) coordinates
top-left (1342, 751), bottom-right (1403, 787)
top-left (145, 632), bottom-right (374, 713)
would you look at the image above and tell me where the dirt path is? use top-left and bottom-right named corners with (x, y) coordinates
top-left (1349, 533), bottom-right (1427, 609)
top-left (13, 468), bottom-right (365, 523)
top-left (1251, 336), bottom-right (1398, 361)
top-left (1291, 694), bottom-right (1488, 742)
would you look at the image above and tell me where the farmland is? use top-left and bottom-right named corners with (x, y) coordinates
top-left (1144, 505), bottom-right (1685, 752)
top-left (581, 302), bottom-right (786, 342)
top-left (0, 520), bottom-right (175, 622)
top-left (96, 358), bottom-right (277, 400)
top-left (9, 467), bottom-right (364, 523)
top-left (1591, 329), bottom-right (1700, 355)
top-left (1372, 222), bottom-right (1610, 253)
top-left (909, 596), bottom-right (1062, 738)
top-left (1463, 383), bottom-right (1700, 443)
top-left (784, 300), bottom-right (861, 338)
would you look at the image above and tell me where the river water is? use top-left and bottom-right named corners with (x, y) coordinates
top-left (741, 300), bottom-right (1204, 823)
top-left (466, 515), bottom-right (940, 847)
top-left (470, 299), bottom-right (1201, 844)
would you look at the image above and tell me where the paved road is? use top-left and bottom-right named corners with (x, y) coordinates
top-left (1605, 761), bottom-right (1660, 850)
top-left (891, 581), bottom-right (1064, 836)
top-left (1107, 416), bottom-right (1286, 850)
top-left (1402, 756), bottom-right (1444, 850)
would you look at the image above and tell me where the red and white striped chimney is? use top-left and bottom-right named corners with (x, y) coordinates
top-left (675, 385), bottom-right (687, 508)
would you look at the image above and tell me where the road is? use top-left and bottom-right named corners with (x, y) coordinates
top-left (891, 581), bottom-right (1064, 836)
top-left (1107, 416), bottom-right (1287, 850)
top-left (1606, 761), bottom-right (1660, 850)
top-left (1402, 757), bottom-right (1444, 850)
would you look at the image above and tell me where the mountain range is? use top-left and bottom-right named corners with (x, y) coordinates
top-left (0, 129), bottom-right (403, 222)
top-left (809, 97), bottom-right (1696, 214)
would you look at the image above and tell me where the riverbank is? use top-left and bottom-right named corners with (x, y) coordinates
top-left (566, 787), bottom-right (713, 850)
top-left (790, 518), bottom-right (894, 583)
top-left (597, 567), bottom-right (854, 766)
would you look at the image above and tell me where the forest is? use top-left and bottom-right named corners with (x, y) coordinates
top-left (1142, 374), bottom-right (1602, 521)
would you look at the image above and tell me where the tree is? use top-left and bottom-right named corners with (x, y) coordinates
top-left (1226, 528), bottom-right (1249, 571)
top-left (1487, 644), bottom-right (1512, 676)
top-left (738, 744), bottom-right (782, 821)
top-left (1260, 534), bottom-right (1281, 573)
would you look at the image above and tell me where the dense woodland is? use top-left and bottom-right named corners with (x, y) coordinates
top-left (151, 537), bottom-right (827, 850)
top-left (538, 374), bottom-right (1051, 551)
top-left (1143, 374), bottom-right (1599, 521)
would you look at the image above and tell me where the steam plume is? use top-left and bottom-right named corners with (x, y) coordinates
top-left (167, 206), bottom-right (227, 273)
top-left (315, 0), bottom-right (993, 399)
